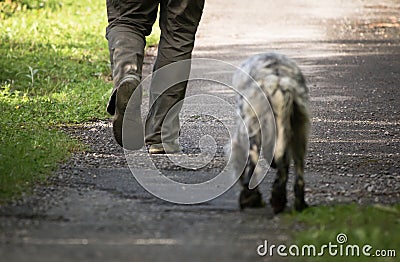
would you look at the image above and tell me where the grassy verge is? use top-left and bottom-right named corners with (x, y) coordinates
top-left (0, 0), bottom-right (159, 202)
top-left (283, 204), bottom-right (400, 261)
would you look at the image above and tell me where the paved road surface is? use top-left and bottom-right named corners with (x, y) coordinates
top-left (1, 1), bottom-right (399, 261)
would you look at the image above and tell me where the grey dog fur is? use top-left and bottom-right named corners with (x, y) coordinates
top-left (231, 53), bottom-right (310, 213)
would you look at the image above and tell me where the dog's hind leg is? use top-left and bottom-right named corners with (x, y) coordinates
top-left (291, 105), bottom-right (310, 212)
top-left (238, 133), bottom-right (264, 209)
top-left (268, 85), bottom-right (293, 214)
top-left (293, 157), bottom-right (308, 212)
top-left (270, 152), bottom-right (290, 214)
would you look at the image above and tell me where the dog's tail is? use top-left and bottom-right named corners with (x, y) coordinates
top-left (269, 84), bottom-right (294, 167)
top-left (269, 74), bottom-right (310, 168)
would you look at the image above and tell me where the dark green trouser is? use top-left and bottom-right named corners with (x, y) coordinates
top-left (106, 0), bottom-right (204, 145)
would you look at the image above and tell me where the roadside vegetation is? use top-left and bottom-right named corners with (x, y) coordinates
top-left (285, 204), bottom-right (400, 261)
top-left (0, 0), bottom-right (159, 201)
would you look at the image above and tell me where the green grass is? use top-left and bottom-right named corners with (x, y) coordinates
top-left (0, 0), bottom-right (63, 19)
top-left (283, 204), bottom-right (400, 261)
top-left (0, 0), bottom-right (160, 202)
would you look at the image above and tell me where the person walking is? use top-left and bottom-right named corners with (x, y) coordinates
top-left (105, 0), bottom-right (205, 153)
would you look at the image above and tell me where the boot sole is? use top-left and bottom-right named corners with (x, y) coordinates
top-left (112, 79), bottom-right (144, 149)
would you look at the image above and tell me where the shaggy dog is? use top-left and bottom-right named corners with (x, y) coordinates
top-left (231, 53), bottom-right (310, 214)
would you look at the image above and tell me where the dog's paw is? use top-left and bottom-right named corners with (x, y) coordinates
top-left (270, 192), bottom-right (287, 214)
top-left (294, 200), bottom-right (309, 212)
top-left (239, 188), bottom-right (265, 209)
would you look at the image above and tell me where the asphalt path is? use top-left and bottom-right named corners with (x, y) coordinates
top-left (1, 1), bottom-right (399, 261)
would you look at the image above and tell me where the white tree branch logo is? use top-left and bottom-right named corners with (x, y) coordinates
top-left (123, 58), bottom-right (274, 204)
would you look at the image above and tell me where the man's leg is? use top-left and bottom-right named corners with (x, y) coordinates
top-left (106, 0), bottom-right (159, 148)
top-left (145, 0), bottom-right (205, 153)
